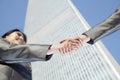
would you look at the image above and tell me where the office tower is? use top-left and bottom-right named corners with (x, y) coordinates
top-left (24, 0), bottom-right (120, 80)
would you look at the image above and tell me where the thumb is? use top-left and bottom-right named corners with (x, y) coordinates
top-left (60, 39), bottom-right (66, 43)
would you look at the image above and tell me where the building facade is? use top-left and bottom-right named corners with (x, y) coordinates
top-left (24, 0), bottom-right (120, 80)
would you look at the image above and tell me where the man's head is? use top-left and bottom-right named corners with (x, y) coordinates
top-left (2, 29), bottom-right (27, 45)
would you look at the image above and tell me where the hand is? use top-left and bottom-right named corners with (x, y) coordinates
top-left (60, 34), bottom-right (90, 49)
top-left (48, 41), bottom-right (78, 54)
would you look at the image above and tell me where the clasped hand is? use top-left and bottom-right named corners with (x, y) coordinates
top-left (50, 35), bottom-right (90, 54)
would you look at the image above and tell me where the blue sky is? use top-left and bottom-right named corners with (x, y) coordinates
top-left (0, 0), bottom-right (120, 64)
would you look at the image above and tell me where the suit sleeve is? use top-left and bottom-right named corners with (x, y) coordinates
top-left (0, 44), bottom-right (53, 63)
top-left (84, 6), bottom-right (120, 44)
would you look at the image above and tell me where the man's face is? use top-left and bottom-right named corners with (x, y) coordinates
top-left (4, 31), bottom-right (25, 45)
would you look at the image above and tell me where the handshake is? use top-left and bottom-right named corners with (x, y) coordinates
top-left (48, 35), bottom-right (90, 54)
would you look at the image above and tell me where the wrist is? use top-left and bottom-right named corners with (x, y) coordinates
top-left (80, 34), bottom-right (90, 42)
top-left (82, 34), bottom-right (94, 44)
top-left (47, 45), bottom-right (56, 55)
top-left (49, 45), bottom-right (58, 51)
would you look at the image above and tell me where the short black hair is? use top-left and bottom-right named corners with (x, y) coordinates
top-left (2, 29), bottom-right (27, 43)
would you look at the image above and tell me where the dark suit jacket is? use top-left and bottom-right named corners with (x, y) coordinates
top-left (84, 6), bottom-right (120, 44)
top-left (0, 38), bottom-right (52, 80)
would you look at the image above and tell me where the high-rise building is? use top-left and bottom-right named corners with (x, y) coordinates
top-left (24, 0), bottom-right (120, 80)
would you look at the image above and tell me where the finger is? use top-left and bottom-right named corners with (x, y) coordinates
top-left (60, 38), bottom-right (69, 43)
top-left (62, 46), bottom-right (66, 54)
top-left (71, 41), bottom-right (80, 47)
top-left (66, 44), bottom-right (71, 53)
top-left (68, 42), bottom-right (72, 52)
top-left (64, 42), bottom-right (73, 53)
top-left (59, 47), bottom-right (64, 54)
top-left (69, 40), bottom-right (81, 46)
top-left (60, 40), bottom-right (66, 43)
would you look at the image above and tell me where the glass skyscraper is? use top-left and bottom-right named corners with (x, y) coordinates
top-left (24, 0), bottom-right (120, 80)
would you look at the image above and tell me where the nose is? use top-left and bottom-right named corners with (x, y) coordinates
top-left (18, 36), bottom-right (25, 44)
top-left (19, 36), bottom-right (24, 41)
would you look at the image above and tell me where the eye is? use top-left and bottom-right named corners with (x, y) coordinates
top-left (17, 33), bottom-right (22, 36)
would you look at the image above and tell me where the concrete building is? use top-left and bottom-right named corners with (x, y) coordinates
top-left (24, 0), bottom-right (120, 80)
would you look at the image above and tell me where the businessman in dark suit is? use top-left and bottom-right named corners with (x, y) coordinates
top-left (60, 6), bottom-right (120, 47)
